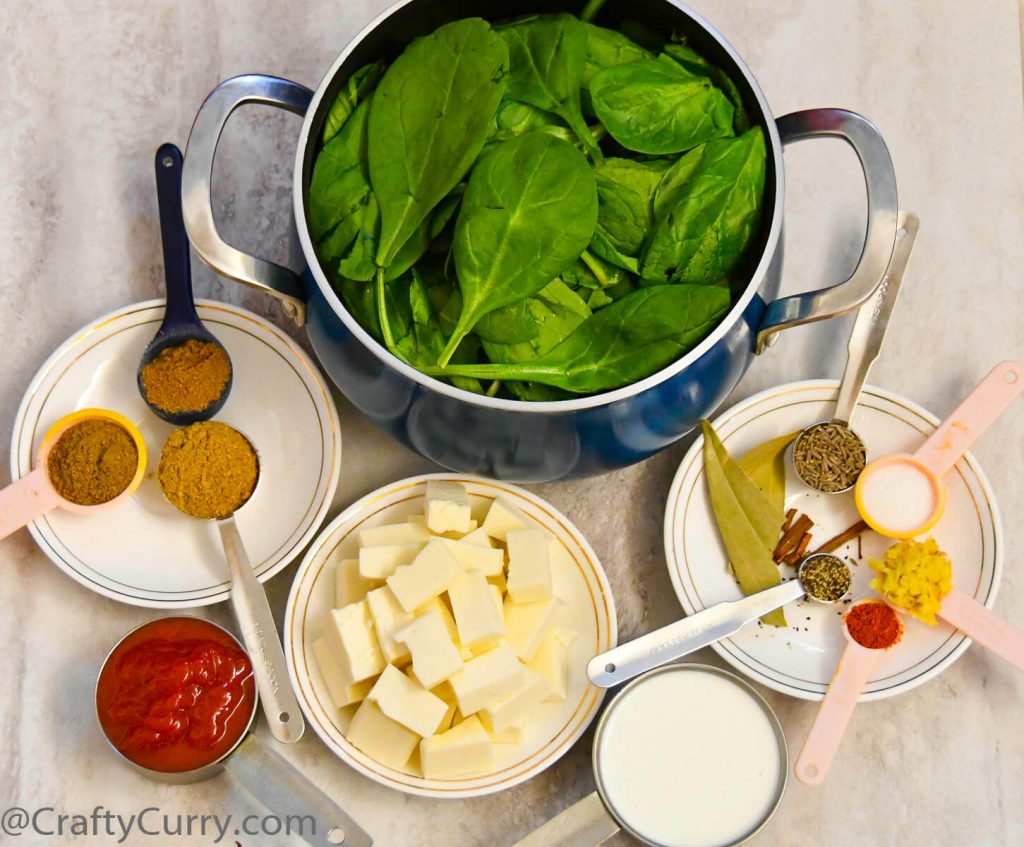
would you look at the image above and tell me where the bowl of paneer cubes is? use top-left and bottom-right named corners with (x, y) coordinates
top-left (284, 475), bottom-right (617, 796)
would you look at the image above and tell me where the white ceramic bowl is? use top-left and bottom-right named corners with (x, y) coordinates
top-left (284, 473), bottom-right (617, 797)
top-left (664, 380), bottom-right (1002, 701)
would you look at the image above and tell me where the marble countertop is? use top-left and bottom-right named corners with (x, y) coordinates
top-left (2, 1), bottom-right (1023, 845)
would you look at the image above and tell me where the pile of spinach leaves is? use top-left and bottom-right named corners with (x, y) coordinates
top-left (308, 10), bottom-right (766, 400)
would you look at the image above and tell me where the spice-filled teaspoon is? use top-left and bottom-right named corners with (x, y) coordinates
top-left (796, 599), bottom-right (904, 785)
top-left (137, 143), bottom-right (233, 425)
top-left (792, 211), bottom-right (918, 494)
top-left (158, 422), bottom-right (304, 744)
top-left (587, 553), bottom-right (851, 688)
top-left (855, 360), bottom-right (1024, 538)
top-left (0, 409), bottom-right (146, 542)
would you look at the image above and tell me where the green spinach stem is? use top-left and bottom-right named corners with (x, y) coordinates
top-left (376, 267), bottom-right (397, 351)
top-left (580, 250), bottom-right (611, 287)
top-left (580, 0), bottom-right (606, 23)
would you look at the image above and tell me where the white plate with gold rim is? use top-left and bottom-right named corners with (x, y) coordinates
top-left (665, 380), bottom-right (1002, 702)
top-left (285, 473), bottom-right (617, 798)
top-left (9, 299), bottom-right (342, 607)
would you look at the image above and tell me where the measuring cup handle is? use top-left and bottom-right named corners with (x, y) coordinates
top-left (508, 792), bottom-right (620, 847)
top-left (940, 588), bottom-right (1024, 673)
top-left (223, 735), bottom-right (373, 847)
top-left (795, 643), bottom-right (878, 785)
top-left (219, 517), bottom-right (305, 744)
top-left (0, 468), bottom-right (63, 542)
top-left (914, 361), bottom-right (1024, 478)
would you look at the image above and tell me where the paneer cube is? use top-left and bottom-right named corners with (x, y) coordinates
top-left (347, 700), bottom-right (419, 770)
top-left (367, 665), bottom-right (448, 738)
top-left (448, 572), bottom-right (505, 646)
top-left (334, 556), bottom-right (380, 607)
top-left (440, 538), bottom-right (504, 576)
top-left (324, 600), bottom-right (385, 683)
top-left (478, 668), bottom-right (550, 734)
top-left (506, 529), bottom-right (552, 603)
top-left (448, 644), bottom-right (525, 716)
top-left (387, 541), bottom-right (463, 612)
top-left (481, 496), bottom-right (532, 542)
top-left (424, 480), bottom-right (472, 534)
top-left (460, 527), bottom-right (496, 548)
top-left (395, 610), bottom-right (464, 689)
top-left (529, 627), bottom-right (577, 701)
top-left (358, 521), bottom-right (431, 547)
top-left (504, 596), bottom-right (560, 662)
top-left (311, 637), bottom-right (374, 709)
top-left (420, 715), bottom-right (495, 779)
top-left (359, 542), bottom-right (423, 580)
top-left (365, 586), bottom-right (415, 664)
top-left (487, 724), bottom-right (525, 745)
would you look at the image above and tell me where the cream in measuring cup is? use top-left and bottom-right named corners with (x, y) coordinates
top-left (511, 664), bottom-right (787, 847)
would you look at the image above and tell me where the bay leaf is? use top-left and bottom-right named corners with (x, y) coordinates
top-left (702, 420), bottom-right (786, 627)
top-left (738, 431), bottom-right (799, 518)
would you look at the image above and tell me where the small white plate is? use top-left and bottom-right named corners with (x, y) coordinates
top-left (285, 473), bottom-right (617, 798)
top-left (665, 380), bottom-right (1002, 702)
top-left (10, 299), bottom-right (342, 608)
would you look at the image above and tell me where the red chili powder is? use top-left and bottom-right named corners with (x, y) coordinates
top-left (846, 602), bottom-right (903, 650)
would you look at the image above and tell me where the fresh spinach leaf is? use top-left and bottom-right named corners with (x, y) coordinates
top-left (321, 62), bottom-right (385, 144)
top-left (308, 99), bottom-right (371, 243)
top-left (477, 279), bottom-right (591, 348)
top-left (582, 23), bottom-right (653, 87)
top-left (368, 18), bottom-right (509, 270)
top-left (641, 127), bottom-right (766, 285)
top-left (661, 44), bottom-right (750, 133)
top-left (426, 284), bottom-right (730, 393)
top-left (500, 14), bottom-right (600, 158)
top-left (594, 157), bottom-right (671, 257)
top-left (589, 230), bottom-right (640, 274)
top-left (563, 250), bottom-right (632, 290)
top-left (589, 58), bottom-right (735, 154)
top-left (440, 130), bottom-right (598, 365)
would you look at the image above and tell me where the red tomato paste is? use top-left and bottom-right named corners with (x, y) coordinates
top-left (96, 617), bottom-right (255, 772)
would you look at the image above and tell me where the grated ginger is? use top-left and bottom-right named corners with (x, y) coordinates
top-left (869, 537), bottom-right (952, 625)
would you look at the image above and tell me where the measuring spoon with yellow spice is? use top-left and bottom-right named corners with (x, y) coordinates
top-left (0, 409), bottom-right (146, 541)
top-left (158, 421), bottom-right (304, 744)
top-left (137, 143), bottom-right (233, 425)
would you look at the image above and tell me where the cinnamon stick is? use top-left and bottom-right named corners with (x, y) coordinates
top-left (773, 514), bottom-right (814, 561)
top-left (812, 519), bottom-right (869, 555)
top-left (781, 508), bottom-right (798, 534)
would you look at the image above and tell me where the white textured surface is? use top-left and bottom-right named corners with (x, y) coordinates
top-left (1, 1), bottom-right (1022, 845)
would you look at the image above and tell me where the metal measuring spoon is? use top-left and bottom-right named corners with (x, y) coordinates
top-left (587, 553), bottom-right (851, 688)
top-left (792, 211), bottom-right (918, 493)
top-left (137, 143), bottom-right (233, 425)
top-left (158, 425), bottom-right (304, 744)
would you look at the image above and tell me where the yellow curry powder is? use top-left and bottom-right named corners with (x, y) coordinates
top-left (47, 419), bottom-right (139, 506)
top-left (141, 339), bottom-right (232, 414)
top-left (158, 422), bottom-right (259, 520)
top-left (869, 537), bottom-right (953, 625)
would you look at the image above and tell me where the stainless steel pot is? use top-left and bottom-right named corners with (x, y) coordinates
top-left (182, 0), bottom-right (900, 482)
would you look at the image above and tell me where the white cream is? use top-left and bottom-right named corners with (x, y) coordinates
top-left (859, 461), bottom-right (937, 534)
top-left (597, 669), bottom-right (781, 847)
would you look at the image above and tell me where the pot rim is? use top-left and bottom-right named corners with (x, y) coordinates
top-left (293, 0), bottom-right (785, 413)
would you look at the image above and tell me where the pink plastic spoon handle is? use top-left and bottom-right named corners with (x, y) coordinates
top-left (914, 361), bottom-right (1024, 478)
top-left (0, 468), bottom-right (63, 542)
top-left (795, 643), bottom-right (879, 785)
top-left (940, 587), bottom-right (1024, 672)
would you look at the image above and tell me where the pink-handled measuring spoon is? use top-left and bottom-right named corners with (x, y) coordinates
top-left (855, 361), bottom-right (1024, 538)
top-left (936, 588), bottom-right (1024, 672)
top-left (0, 409), bottom-right (147, 542)
top-left (796, 599), bottom-right (904, 785)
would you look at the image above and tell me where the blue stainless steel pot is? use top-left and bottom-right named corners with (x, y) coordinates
top-left (181, 0), bottom-right (899, 482)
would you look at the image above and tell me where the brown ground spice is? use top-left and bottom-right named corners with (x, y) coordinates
top-left (158, 422), bottom-right (259, 519)
top-left (47, 419), bottom-right (139, 506)
top-left (141, 339), bottom-right (232, 414)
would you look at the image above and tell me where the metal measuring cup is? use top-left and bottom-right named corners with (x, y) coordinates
top-left (588, 553), bottom-right (851, 688)
top-left (95, 617), bottom-right (371, 847)
top-left (157, 424), bottom-right (304, 744)
top-left (0, 409), bottom-right (147, 541)
top-left (511, 665), bottom-right (788, 847)
top-left (792, 211), bottom-right (918, 493)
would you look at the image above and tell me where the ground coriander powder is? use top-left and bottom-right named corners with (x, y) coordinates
top-left (158, 421), bottom-right (258, 519)
top-left (47, 419), bottom-right (139, 506)
top-left (141, 339), bottom-right (232, 414)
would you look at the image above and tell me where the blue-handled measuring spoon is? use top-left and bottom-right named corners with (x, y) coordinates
top-left (136, 143), bottom-right (232, 424)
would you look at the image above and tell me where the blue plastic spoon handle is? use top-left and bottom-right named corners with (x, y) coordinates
top-left (154, 143), bottom-right (199, 328)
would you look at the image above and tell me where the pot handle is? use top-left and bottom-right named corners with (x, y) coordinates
top-left (757, 108), bottom-right (899, 352)
top-left (182, 75), bottom-right (313, 325)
